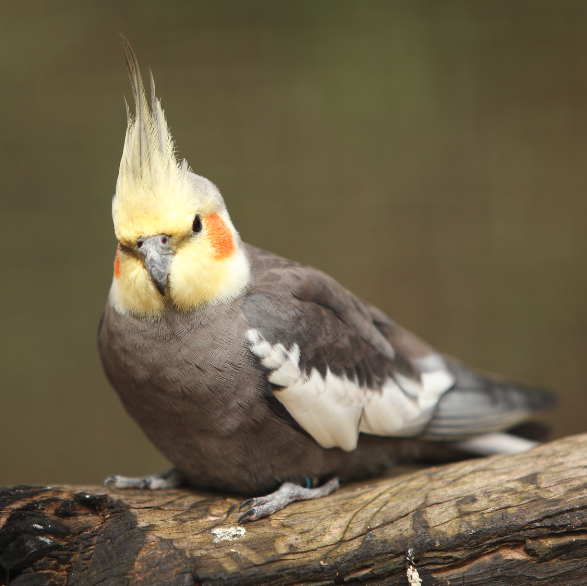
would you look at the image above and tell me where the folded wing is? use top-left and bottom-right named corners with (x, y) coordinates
top-left (244, 246), bottom-right (457, 451)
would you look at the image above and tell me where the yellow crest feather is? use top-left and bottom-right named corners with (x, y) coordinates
top-left (113, 38), bottom-right (220, 243)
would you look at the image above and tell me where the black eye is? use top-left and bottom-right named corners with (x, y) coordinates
top-left (192, 215), bottom-right (202, 234)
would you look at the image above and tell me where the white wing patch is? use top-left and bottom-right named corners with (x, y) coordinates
top-left (277, 368), bottom-right (364, 451)
top-left (246, 328), bottom-right (455, 452)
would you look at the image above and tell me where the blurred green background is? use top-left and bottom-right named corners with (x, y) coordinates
top-left (1, 1), bottom-right (586, 486)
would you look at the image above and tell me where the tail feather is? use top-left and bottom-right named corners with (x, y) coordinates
top-left (453, 432), bottom-right (538, 456)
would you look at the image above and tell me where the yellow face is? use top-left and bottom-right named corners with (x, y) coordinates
top-left (110, 203), bottom-right (250, 318)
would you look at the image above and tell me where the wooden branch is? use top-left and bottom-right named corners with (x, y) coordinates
top-left (2, 434), bottom-right (587, 585)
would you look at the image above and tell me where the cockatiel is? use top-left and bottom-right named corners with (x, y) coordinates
top-left (99, 40), bottom-right (555, 522)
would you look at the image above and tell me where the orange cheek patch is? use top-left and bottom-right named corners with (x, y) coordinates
top-left (114, 245), bottom-right (121, 279)
top-left (207, 213), bottom-right (235, 259)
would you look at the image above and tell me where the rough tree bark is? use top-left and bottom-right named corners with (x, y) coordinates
top-left (2, 434), bottom-right (587, 585)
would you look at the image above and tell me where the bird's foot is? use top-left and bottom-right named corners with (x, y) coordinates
top-left (103, 468), bottom-right (186, 490)
top-left (238, 477), bottom-right (340, 522)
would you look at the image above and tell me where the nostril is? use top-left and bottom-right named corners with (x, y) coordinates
top-left (137, 240), bottom-right (143, 249)
top-left (161, 236), bottom-right (168, 245)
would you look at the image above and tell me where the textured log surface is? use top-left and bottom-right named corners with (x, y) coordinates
top-left (2, 434), bottom-right (587, 585)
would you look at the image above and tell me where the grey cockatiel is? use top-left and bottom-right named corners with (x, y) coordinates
top-left (99, 40), bottom-right (555, 521)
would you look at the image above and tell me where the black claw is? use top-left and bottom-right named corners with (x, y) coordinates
top-left (239, 499), bottom-right (255, 512)
top-left (238, 509), bottom-right (257, 523)
top-left (103, 476), bottom-right (116, 487)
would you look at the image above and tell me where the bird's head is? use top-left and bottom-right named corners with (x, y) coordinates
top-left (110, 40), bottom-right (250, 317)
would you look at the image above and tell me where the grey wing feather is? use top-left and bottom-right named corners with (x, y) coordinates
top-left (423, 359), bottom-right (556, 441)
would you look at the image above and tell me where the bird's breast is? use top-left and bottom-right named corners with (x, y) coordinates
top-left (98, 300), bottom-right (262, 438)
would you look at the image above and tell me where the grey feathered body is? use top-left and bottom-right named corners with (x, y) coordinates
top-left (99, 244), bottom-right (553, 496)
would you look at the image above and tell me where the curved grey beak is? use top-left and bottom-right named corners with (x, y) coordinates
top-left (136, 235), bottom-right (174, 296)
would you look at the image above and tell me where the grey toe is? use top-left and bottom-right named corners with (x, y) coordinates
top-left (238, 477), bottom-right (340, 522)
top-left (103, 468), bottom-right (186, 490)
